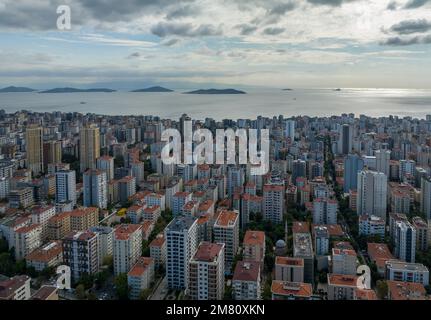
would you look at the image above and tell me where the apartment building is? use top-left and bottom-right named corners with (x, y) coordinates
top-left (275, 257), bottom-right (304, 283)
top-left (213, 210), bottom-right (239, 273)
top-left (128, 257), bottom-right (155, 300)
top-left (62, 230), bottom-right (99, 281)
top-left (113, 224), bottom-right (143, 275)
top-left (232, 260), bottom-right (261, 300)
top-left (188, 242), bottom-right (225, 300)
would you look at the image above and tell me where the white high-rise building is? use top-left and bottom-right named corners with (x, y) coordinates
top-left (385, 259), bottom-right (429, 286)
top-left (357, 170), bottom-right (387, 221)
top-left (399, 159), bottom-right (416, 180)
top-left (188, 242), bottom-right (225, 300)
top-left (263, 183), bottom-right (284, 224)
top-left (394, 221), bottom-right (416, 263)
top-left (55, 170), bottom-right (76, 207)
top-left (421, 176), bottom-right (431, 219)
top-left (83, 169), bottom-right (108, 209)
top-left (10, 224), bottom-right (42, 260)
top-left (30, 205), bottom-right (56, 241)
top-left (89, 226), bottom-right (114, 267)
top-left (284, 120), bottom-right (295, 140)
top-left (0, 177), bottom-right (9, 200)
top-left (313, 225), bottom-right (330, 256)
top-left (63, 230), bottom-right (99, 281)
top-left (166, 215), bottom-right (198, 291)
top-left (232, 261), bottom-right (261, 300)
top-left (96, 156), bottom-right (114, 181)
top-left (375, 149), bottom-right (390, 176)
top-left (313, 198), bottom-right (338, 225)
top-left (113, 224), bottom-right (143, 275)
top-left (227, 165), bottom-right (245, 197)
top-left (332, 248), bottom-right (357, 275)
top-left (176, 164), bottom-right (197, 182)
top-left (213, 210), bottom-right (239, 273)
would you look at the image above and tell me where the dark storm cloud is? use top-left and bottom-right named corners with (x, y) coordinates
top-left (151, 22), bottom-right (222, 37)
top-left (403, 0), bottom-right (431, 9)
top-left (268, 2), bottom-right (296, 16)
top-left (306, 0), bottom-right (359, 6)
top-left (127, 52), bottom-right (141, 59)
top-left (263, 27), bottom-right (285, 35)
top-left (75, 0), bottom-right (190, 22)
top-left (386, 1), bottom-right (398, 10)
top-left (0, 0), bottom-right (195, 30)
top-left (390, 19), bottom-right (431, 35)
top-left (380, 34), bottom-right (431, 45)
top-left (235, 24), bottom-right (258, 35)
top-left (161, 38), bottom-right (181, 46)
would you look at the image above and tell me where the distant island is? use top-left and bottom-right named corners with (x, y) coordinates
top-left (130, 86), bottom-right (173, 92)
top-left (39, 87), bottom-right (116, 93)
top-left (0, 86), bottom-right (36, 93)
top-left (333, 88), bottom-right (342, 92)
top-left (282, 88), bottom-right (293, 91)
top-left (183, 88), bottom-right (246, 94)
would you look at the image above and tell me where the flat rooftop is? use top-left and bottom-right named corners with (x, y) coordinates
top-left (293, 232), bottom-right (313, 258)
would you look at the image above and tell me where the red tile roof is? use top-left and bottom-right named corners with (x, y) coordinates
top-left (271, 280), bottom-right (312, 298)
top-left (128, 257), bottom-right (154, 277)
top-left (232, 261), bottom-right (260, 282)
top-left (387, 280), bottom-right (427, 300)
top-left (114, 224), bottom-right (143, 240)
top-left (193, 242), bottom-right (224, 262)
top-left (243, 230), bottom-right (265, 246)
top-left (275, 256), bottom-right (304, 267)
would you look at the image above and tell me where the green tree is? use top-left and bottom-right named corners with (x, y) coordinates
top-left (40, 266), bottom-right (56, 279)
top-left (114, 273), bottom-right (130, 300)
top-left (75, 284), bottom-right (86, 300)
top-left (86, 292), bottom-right (97, 300)
top-left (262, 278), bottom-right (272, 300)
top-left (77, 273), bottom-right (94, 289)
top-left (102, 255), bottom-right (113, 269)
top-left (139, 288), bottom-right (152, 300)
top-left (376, 280), bottom-right (388, 300)
top-left (141, 239), bottom-right (150, 256)
top-left (0, 237), bottom-right (8, 253)
top-left (13, 259), bottom-right (27, 274)
top-left (114, 155), bottom-right (125, 168)
top-left (223, 284), bottom-right (233, 300)
top-left (0, 252), bottom-right (13, 276)
top-left (318, 271), bottom-right (328, 284)
top-left (94, 270), bottom-right (109, 289)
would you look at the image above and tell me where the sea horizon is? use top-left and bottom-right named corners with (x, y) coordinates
top-left (1, 87), bottom-right (430, 120)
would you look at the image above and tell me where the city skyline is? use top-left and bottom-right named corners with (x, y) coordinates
top-left (2, 0), bottom-right (431, 306)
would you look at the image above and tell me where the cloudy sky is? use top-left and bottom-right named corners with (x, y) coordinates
top-left (0, 0), bottom-right (431, 89)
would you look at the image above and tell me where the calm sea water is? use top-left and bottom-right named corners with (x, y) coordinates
top-left (1, 88), bottom-right (430, 120)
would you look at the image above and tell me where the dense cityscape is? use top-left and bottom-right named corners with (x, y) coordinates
top-left (0, 109), bottom-right (430, 301)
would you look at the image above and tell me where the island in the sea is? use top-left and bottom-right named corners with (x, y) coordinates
top-left (183, 88), bottom-right (246, 94)
top-left (130, 86), bottom-right (173, 92)
top-left (39, 87), bottom-right (116, 93)
top-left (0, 86), bottom-right (36, 93)
top-left (282, 88), bottom-right (293, 91)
